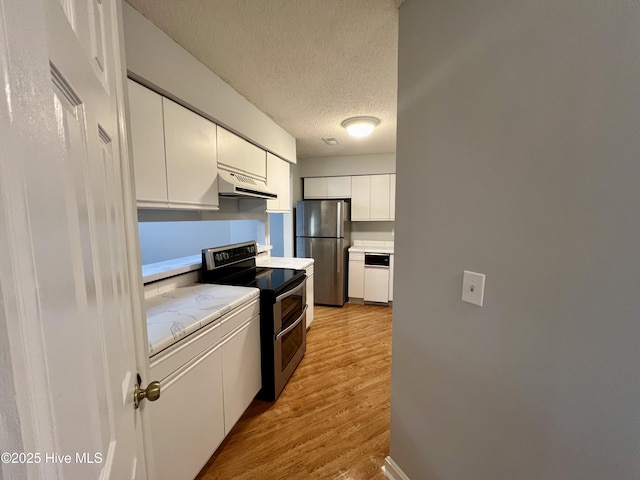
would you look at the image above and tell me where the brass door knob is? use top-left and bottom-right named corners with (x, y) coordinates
top-left (134, 380), bottom-right (161, 408)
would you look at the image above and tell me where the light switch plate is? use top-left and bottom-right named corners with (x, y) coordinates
top-left (462, 270), bottom-right (486, 306)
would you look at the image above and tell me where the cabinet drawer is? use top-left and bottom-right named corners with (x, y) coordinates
top-left (220, 298), bottom-right (260, 338)
top-left (150, 320), bottom-right (222, 381)
top-left (349, 252), bottom-right (365, 262)
top-left (305, 264), bottom-right (314, 277)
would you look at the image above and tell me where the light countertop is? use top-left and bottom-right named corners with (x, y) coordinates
top-left (348, 240), bottom-right (394, 254)
top-left (141, 244), bottom-right (271, 284)
top-left (145, 283), bottom-right (259, 356)
top-left (256, 256), bottom-right (314, 270)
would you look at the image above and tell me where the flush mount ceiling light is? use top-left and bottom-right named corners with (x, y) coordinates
top-left (341, 116), bottom-right (380, 138)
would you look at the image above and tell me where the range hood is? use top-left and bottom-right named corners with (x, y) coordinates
top-left (217, 170), bottom-right (277, 200)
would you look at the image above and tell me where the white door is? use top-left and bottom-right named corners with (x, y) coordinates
top-left (0, 0), bottom-right (146, 479)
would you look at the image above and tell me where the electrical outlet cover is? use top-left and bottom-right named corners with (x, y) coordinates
top-left (462, 270), bottom-right (486, 306)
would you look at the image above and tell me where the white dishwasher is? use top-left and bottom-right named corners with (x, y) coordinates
top-left (364, 253), bottom-right (390, 304)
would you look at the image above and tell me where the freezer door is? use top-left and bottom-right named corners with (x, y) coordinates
top-left (296, 237), bottom-right (347, 306)
top-left (296, 200), bottom-right (345, 238)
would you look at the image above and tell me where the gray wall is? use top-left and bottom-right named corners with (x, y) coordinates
top-left (391, 1), bottom-right (640, 479)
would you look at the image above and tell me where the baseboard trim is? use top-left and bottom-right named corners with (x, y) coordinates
top-left (382, 456), bottom-right (411, 480)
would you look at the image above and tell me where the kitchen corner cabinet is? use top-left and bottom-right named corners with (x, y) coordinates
top-left (266, 153), bottom-right (291, 212)
top-left (128, 79), bottom-right (219, 210)
top-left (303, 176), bottom-right (351, 199)
top-left (217, 126), bottom-right (267, 180)
top-left (351, 174), bottom-right (395, 221)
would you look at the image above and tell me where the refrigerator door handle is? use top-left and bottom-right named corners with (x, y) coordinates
top-left (337, 248), bottom-right (341, 274)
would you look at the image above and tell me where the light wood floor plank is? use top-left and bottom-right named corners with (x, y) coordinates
top-left (196, 303), bottom-right (392, 480)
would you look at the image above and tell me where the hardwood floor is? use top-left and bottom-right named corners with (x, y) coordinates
top-left (196, 303), bottom-right (392, 480)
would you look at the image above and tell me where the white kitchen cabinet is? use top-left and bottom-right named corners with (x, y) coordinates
top-left (364, 263), bottom-right (390, 303)
top-left (389, 254), bottom-right (394, 302)
top-left (220, 315), bottom-right (261, 434)
top-left (351, 175), bottom-right (371, 221)
top-left (348, 252), bottom-right (365, 299)
top-left (150, 342), bottom-right (225, 480)
top-left (148, 297), bottom-right (260, 480)
top-left (327, 176), bottom-right (352, 198)
top-left (128, 80), bottom-right (219, 210)
top-left (128, 79), bottom-right (168, 206)
top-left (305, 264), bottom-right (315, 328)
top-left (389, 174), bottom-right (396, 221)
top-left (370, 174), bottom-right (390, 220)
top-left (303, 177), bottom-right (326, 198)
top-left (303, 176), bottom-right (351, 199)
top-left (266, 153), bottom-right (291, 212)
top-left (217, 126), bottom-right (267, 180)
top-left (163, 97), bottom-right (219, 209)
top-left (351, 174), bottom-right (395, 221)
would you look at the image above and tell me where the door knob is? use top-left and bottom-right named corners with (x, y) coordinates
top-left (134, 376), bottom-right (161, 408)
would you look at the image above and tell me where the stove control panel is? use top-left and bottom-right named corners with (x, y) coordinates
top-left (202, 241), bottom-right (257, 270)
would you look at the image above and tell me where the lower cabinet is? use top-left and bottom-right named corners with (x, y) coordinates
top-left (305, 264), bottom-right (315, 328)
top-left (149, 298), bottom-right (260, 480)
top-left (150, 344), bottom-right (225, 480)
top-left (348, 252), bottom-right (364, 299)
top-left (220, 317), bottom-right (261, 434)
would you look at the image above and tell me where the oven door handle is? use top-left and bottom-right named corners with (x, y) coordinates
top-left (275, 305), bottom-right (308, 341)
top-left (275, 275), bottom-right (306, 303)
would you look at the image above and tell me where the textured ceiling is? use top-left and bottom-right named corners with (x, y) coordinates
top-left (125, 0), bottom-right (401, 159)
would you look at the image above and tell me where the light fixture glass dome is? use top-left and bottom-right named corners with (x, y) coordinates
top-left (341, 116), bottom-right (380, 138)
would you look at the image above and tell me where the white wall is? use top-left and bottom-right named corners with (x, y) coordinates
top-left (391, 1), bottom-right (640, 479)
top-left (299, 153), bottom-right (395, 177)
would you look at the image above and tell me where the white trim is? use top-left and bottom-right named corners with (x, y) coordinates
top-left (382, 456), bottom-right (412, 480)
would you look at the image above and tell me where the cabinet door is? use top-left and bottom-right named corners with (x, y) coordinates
top-left (351, 176), bottom-right (370, 221)
top-left (370, 174), bottom-right (391, 220)
top-left (163, 98), bottom-right (219, 209)
top-left (127, 80), bottom-right (168, 206)
top-left (389, 254), bottom-right (394, 301)
top-left (150, 345), bottom-right (225, 480)
top-left (306, 273), bottom-right (315, 328)
top-left (389, 174), bottom-right (396, 221)
top-left (217, 126), bottom-right (267, 180)
top-left (266, 153), bottom-right (290, 212)
top-left (221, 316), bottom-right (261, 434)
top-left (326, 176), bottom-right (352, 198)
top-left (303, 177), bottom-right (327, 198)
top-left (348, 258), bottom-right (365, 298)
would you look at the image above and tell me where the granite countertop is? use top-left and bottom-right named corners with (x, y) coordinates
top-left (145, 283), bottom-right (259, 356)
top-left (348, 240), bottom-right (394, 254)
top-left (141, 244), bottom-right (272, 284)
top-left (256, 256), bottom-right (314, 270)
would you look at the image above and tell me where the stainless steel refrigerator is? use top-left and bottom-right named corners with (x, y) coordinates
top-left (295, 200), bottom-right (351, 306)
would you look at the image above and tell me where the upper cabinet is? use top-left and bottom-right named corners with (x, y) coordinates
top-left (128, 80), bottom-right (219, 210)
top-left (163, 98), bottom-right (218, 209)
top-left (266, 153), bottom-right (290, 213)
top-left (128, 80), bottom-right (168, 205)
top-left (217, 126), bottom-right (266, 180)
top-left (351, 174), bottom-right (395, 221)
top-left (303, 176), bottom-right (351, 199)
top-left (303, 174), bottom-right (396, 221)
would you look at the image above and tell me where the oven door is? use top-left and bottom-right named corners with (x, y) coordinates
top-left (273, 278), bottom-right (307, 398)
